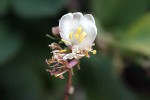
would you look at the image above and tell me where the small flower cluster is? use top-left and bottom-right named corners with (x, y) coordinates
top-left (46, 43), bottom-right (79, 79)
top-left (46, 12), bottom-right (97, 79)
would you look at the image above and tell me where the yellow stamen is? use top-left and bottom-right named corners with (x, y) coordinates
top-left (75, 34), bottom-right (79, 39)
top-left (60, 50), bottom-right (66, 53)
top-left (61, 39), bottom-right (70, 44)
top-left (55, 75), bottom-right (57, 77)
top-left (85, 51), bottom-right (89, 57)
top-left (69, 31), bottom-right (73, 40)
top-left (74, 26), bottom-right (82, 39)
top-left (91, 50), bottom-right (97, 54)
top-left (76, 26), bottom-right (82, 35)
top-left (79, 32), bottom-right (86, 43)
top-left (76, 50), bottom-right (80, 53)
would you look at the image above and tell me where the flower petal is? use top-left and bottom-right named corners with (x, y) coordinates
top-left (84, 14), bottom-right (95, 24)
top-left (81, 14), bottom-right (96, 31)
top-left (59, 13), bottom-right (97, 51)
top-left (63, 53), bottom-right (74, 60)
top-left (59, 13), bottom-right (73, 41)
top-left (77, 24), bottom-right (97, 50)
top-left (74, 14), bottom-right (97, 50)
top-left (72, 12), bottom-right (83, 30)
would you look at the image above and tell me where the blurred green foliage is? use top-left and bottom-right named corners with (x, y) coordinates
top-left (12, 0), bottom-right (66, 18)
top-left (0, 0), bottom-right (9, 14)
top-left (79, 55), bottom-right (137, 100)
top-left (92, 0), bottom-right (149, 32)
top-left (0, 23), bottom-right (22, 65)
top-left (117, 14), bottom-right (150, 56)
top-left (0, 0), bottom-right (150, 100)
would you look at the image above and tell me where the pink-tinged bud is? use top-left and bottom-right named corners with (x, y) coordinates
top-left (52, 26), bottom-right (59, 36)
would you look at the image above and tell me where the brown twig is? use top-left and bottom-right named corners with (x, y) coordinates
top-left (64, 70), bottom-right (73, 100)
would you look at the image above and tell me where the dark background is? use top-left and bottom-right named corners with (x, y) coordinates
top-left (0, 0), bottom-right (150, 100)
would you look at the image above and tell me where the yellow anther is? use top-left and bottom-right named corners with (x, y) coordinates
top-left (79, 32), bottom-right (86, 43)
top-left (75, 34), bottom-right (79, 39)
top-left (92, 50), bottom-right (97, 54)
top-left (69, 31), bottom-right (73, 40)
top-left (76, 26), bottom-right (82, 35)
top-left (60, 49), bottom-right (66, 53)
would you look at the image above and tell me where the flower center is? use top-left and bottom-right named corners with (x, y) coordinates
top-left (69, 26), bottom-right (87, 43)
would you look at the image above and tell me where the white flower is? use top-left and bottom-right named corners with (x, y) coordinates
top-left (59, 12), bottom-right (97, 60)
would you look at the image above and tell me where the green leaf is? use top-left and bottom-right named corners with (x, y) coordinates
top-left (116, 14), bottom-right (150, 56)
top-left (91, 0), bottom-right (149, 31)
top-left (79, 55), bottom-right (137, 100)
top-left (12, 0), bottom-right (66, 18)
top-left (0, 0), bottom-right (9, 15)
top-left (0, 63), bottom-right (44, 100)
top-left (0, 23), bottom-right (22, 65)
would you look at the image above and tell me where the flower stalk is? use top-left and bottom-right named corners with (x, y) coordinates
top-left (64, 70), bottom-right (73, 100)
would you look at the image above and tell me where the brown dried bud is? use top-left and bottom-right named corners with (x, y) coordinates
top-left (48, 42), bottom-right (62, 50)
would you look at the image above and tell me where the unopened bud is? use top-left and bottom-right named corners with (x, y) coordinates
top-left (52, 26), bottom-right (59, 36)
